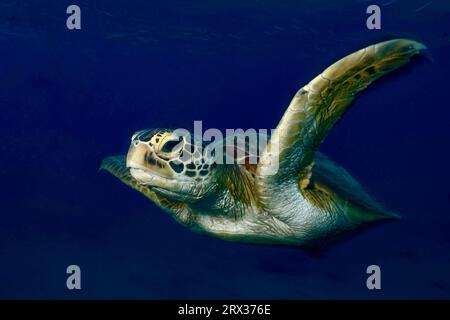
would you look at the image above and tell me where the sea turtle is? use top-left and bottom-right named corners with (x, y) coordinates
top-left (101, 39), bottom-right (425, 246)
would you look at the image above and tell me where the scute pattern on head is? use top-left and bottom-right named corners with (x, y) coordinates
top-left (128, 129), bottom-right (215, 182)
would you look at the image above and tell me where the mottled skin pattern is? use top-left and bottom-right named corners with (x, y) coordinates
top-left (102, 39), bottom-right (426, 246)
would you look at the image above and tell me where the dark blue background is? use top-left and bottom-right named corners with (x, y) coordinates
top-left (0, 0), bottom-right (449, 299)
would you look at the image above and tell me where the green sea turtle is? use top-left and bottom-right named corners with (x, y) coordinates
top-left (101, 39), bottom-right (425, 246)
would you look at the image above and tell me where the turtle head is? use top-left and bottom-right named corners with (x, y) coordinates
top-left (126, 128), bottom-right (216, 202)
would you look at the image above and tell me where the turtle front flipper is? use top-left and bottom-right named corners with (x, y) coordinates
top-left (256, 39), bottom-right (425, 221)
top-left (101, 155), bottom-right (189, 217)
top-left (100, 155), bottom-right (158, 201)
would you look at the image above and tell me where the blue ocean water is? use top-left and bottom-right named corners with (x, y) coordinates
top-left (0, 0), bottom-right (449, 299)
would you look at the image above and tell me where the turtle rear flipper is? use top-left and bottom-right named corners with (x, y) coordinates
top-left (307, 153), bottom-right (399, 224)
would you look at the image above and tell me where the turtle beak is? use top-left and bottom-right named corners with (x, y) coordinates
top-left (126, 143), bottom-right (158, 185)
top-left (126, 142), bottom-right (148, 170)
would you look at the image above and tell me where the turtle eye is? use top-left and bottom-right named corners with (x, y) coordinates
top-left (161, 138), bottom-right (182, 153)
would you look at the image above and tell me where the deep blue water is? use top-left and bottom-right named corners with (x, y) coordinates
top-left (0, 0), bottom-right (449, 299)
